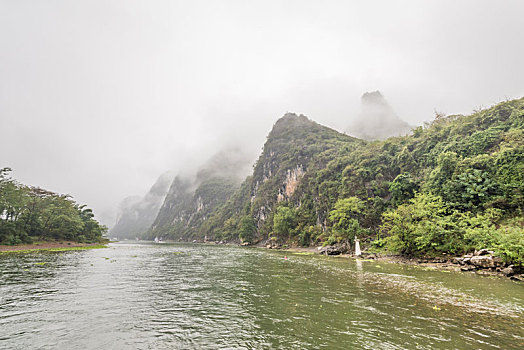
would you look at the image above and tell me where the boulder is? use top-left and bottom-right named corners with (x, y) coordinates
top-left (501, 266), bottom-right (515, 276)
top-left (317, 246), bottom-right (343, 255)
top-left (453, 257), bottom-right (465, 265)
top-left (475, 249), bottom-right (494, 256)
top-left (461, 265), bottom-right (477, 271)
top-left (265, 241), bottom-right (281, 249)
top-left (492, 257), bottom-right (505, 267)
top-left (470, 255), bottom-right (495, 268)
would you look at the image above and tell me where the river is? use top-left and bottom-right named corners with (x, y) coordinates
top-left (1, 242), bottom-right (523, 349)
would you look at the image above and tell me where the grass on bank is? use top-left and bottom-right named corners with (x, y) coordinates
top-left (0, 243), bottom-right (108, 254)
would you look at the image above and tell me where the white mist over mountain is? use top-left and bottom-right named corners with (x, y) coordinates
top-left (1, 0), bottom-right (524, 226)
top-left (111, 170), bottom-right (175, 237)
top-left (347, 91), bottom-right (412, 140)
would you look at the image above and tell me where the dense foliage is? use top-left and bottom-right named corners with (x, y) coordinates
top-left (145, 175), bottom-right (241, 241)
top-left (143, 98), bottom-right (524, 265)
top-left (0, 168), bottom-right (107, 245)
top-left (205, 99), bottom-right (523, 264)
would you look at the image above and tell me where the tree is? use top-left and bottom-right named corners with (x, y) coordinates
top-left (328, 197), bottom-right (364, 244)
top-left (238, 216), bottom-right (255, 243)
top-left (272, 206), bottom-right (295, 239)
top-left (0, 169), bottom-right (106, 245)
top-left (427, 152), bottom-right (459, 194)
top-left (389, 173), bottom-right (418, 205)
top-left (381, 193), bottom-right (463, 256)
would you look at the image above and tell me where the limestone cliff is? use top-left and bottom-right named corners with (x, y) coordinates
top-left (110, 171), bottom-right (173, 238)
top-left (200, 113), bottom-right (361, 242)
top-left (145, 148), bottom-right (252, 240)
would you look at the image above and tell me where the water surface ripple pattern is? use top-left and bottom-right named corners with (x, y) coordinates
top-left (1, 242), bottom-right (523, 349)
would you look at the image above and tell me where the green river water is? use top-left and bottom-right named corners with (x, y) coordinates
top-left (1, 242), bottom-right (523, 349)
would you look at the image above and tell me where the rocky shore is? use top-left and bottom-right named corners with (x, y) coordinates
top-left (370, 251), bottom-right (524, 282)
top-left (151, 238), bottom-right (523, 281)
top-left (262, 240), bottom-right (523, 281)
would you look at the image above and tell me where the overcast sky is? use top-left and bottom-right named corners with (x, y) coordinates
top-left (1, 0), bottom-right (523, 226)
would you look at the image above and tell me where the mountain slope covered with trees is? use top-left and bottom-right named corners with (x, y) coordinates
top-left (143, 98), bottom-right (523, 264)
top-left (144, 149), bottom-right (252, 241)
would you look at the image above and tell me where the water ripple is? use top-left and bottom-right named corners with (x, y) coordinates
top-left (0, 242), bottom-right (523, 349)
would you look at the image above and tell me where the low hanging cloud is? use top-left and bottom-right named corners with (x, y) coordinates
top-left (1, 0), bottom-right (523, 227)
top-left (346, 91), bottom-right (412, 140)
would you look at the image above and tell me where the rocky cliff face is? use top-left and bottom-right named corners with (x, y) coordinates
top-left (199, 113), bottom-right (360, 242)
top-left (277, 165), bottom-right (304, 202)
top-left (346, 91), bottom-right (412, 140)
top-left (149, 175), bottom-right (193, 234)
top-left (115, 96), bottom-right (524, 268)
top-left (110, 171), bottom-right (173, 238)
top-left (145, 148), bottom-right (252, 240)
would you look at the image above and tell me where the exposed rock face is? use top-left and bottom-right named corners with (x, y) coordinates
top-left (241, 113), bottom-right (357, 238)
top-left (277, 165), bottom-right (304, 202)
top-left (152, 175), bottom-right (193, 229)
top-left (317, 242), bottom-right (351, 255)
top-left (147, 148), bottom-right (252, 240)
top-left (470, 255), bottom-right (496, 268)
top-left (110, 171), bottom-right (174, 238)
top-left (346, 91), bottom-right (412, 140)
top-left (501, 266), bottom-right (516, 276)
top-left (475, 249), bottom-right (494, 256)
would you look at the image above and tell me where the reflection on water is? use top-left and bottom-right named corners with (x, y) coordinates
top-left (0, 242), bottom-right (523, 349)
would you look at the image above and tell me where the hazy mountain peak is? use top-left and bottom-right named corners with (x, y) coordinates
top-left (361, 90), bottom-right (388, 105)
top-left (347, 91), bottom-right (412, 140)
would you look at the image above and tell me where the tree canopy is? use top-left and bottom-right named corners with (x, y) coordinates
top-left (0, 168), bottom-right (106, 245)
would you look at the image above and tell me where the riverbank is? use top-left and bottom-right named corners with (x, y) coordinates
top-left (0, 241), bottom-right (108, 254)
top-left (271, 244), bottom-right (524, 281)
top-left (370, 254), bottom-right (523, 281)
top-left (136, 239), bottom-right (524, 281)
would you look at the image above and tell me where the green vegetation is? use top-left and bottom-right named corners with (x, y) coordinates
top-left (0, 244), bottom-right (108, 254)
top-left (140, 98), bottom-right (524, 265)
top-left (238, 215), bottom-right (256, 243)
top-left (145, 175), bottom-right (241, 241)
top-left (0, 168), bottom-right (107, 245)
top-left (206, 99), bottom-right (524, 264)
top-left (327, 197), bottom-right (365, 245)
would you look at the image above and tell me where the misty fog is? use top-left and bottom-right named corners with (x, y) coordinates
top-left (1, 0), bottom-right (523, 227)
top-left (346, 91), bottom-right (412, 140)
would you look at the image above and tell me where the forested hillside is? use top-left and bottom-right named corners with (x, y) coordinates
top-left (0, 168), bottom-right (107, 245)
top-left (139, 98), bottom-right (523, 264)
top-left (145, 149), bottom-right (252, 240)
